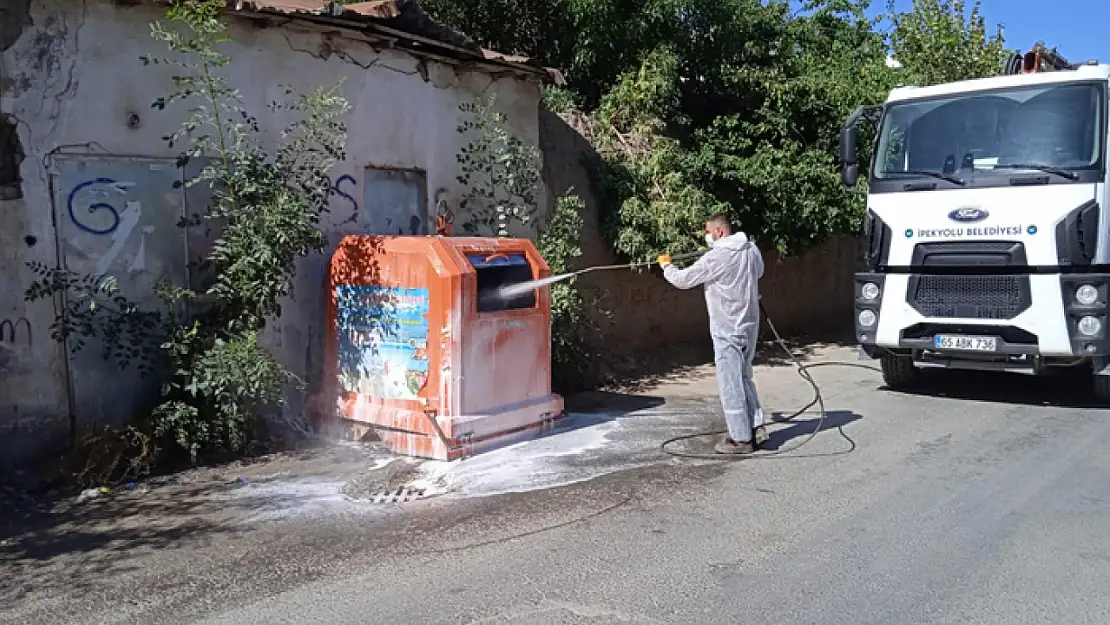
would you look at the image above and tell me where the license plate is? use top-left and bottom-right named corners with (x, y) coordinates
top-left (933, 334), bottom-right (997, 352)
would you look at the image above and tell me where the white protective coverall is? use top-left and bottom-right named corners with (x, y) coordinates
top-left (663, 232), bottom-right (765, 443)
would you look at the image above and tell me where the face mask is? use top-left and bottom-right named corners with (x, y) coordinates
top-left (705, 234), bottom-right (716, 248)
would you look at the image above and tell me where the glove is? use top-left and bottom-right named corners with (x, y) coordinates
top-left (657, 254), bottom-right (672, 268)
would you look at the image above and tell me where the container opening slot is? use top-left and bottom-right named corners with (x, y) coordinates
top-left (467, 253), bottom-right (536, 312)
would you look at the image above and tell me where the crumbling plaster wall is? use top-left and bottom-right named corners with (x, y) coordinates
top-left (0, 0), bottom-right (544, 468)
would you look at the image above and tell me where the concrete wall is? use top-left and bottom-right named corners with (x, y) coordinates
top-left (539, 110), bottom-right (859, 359)
top-left (0, 0), bottom-right (543, 468)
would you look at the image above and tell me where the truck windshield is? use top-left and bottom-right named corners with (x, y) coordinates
top-left (873, 82), bottom-right (1105, 186)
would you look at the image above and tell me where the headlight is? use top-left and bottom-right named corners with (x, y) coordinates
top-left (1078, 316), bottom-right (1102, 336)
top-left (858, 309), bottom-right (877, 327)
top-left (1076, 284), bottom-right (1099, 306)
top-left (861, 282), bottom-right (880, 301)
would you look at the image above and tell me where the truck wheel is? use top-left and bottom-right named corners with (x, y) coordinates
top-left (1094, 375), bottom-right (1110, 404)
top-left (880, 352), bottom-right (919, 389)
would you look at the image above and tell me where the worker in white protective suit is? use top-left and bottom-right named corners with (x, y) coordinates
top-left (658, 213), bottom-right (767, 454)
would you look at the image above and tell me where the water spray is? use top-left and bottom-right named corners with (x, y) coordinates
top-left (497, 251), bottom-right (703, 299)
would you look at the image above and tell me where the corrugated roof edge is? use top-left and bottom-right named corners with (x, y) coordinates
top-left (211, 0), bottom-right (565, 84)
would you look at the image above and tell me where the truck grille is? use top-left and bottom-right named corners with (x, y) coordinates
top-left (908, 275), bottom-right (1031, 320)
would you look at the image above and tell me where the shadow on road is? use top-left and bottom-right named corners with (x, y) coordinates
top-left (762, 410), bottom-right (863, 451)
top-left (600, 332), bottom-right (859, 394)
top-left (564, 391), bottom-right (666, 415)
top-left (1, 487), bottom-right (244, 604)
top-left (667, 410), bottom-right (862, 458)
top-left (753, 333), bottom-right (859, 369)
top-left (884, 367), bottom-right (1109, 410)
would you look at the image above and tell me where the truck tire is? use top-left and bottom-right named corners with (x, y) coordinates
top-left (880, 352), bottom-right (919, 389)
top-left (1094, 375), bottom-right (1110, 404)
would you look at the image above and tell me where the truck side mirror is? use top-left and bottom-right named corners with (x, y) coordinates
top-left (842, 163), bottom-right (860, 188)
top-left (839, 125), bottom-right (859, 187)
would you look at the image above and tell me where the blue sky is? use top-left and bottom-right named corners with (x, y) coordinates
top-left (797, 1), bottom-right (1108, 64)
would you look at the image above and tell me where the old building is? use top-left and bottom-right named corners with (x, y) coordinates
top-left (0, 0), bottom-right (558, 468)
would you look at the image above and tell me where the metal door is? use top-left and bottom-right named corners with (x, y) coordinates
top-left (52, 156), bottom-right (189, 427)
top-left (362, 168), bottom-right (428, 235)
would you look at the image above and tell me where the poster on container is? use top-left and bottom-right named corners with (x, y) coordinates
top-left (336, 285), bottom-right (430, 400)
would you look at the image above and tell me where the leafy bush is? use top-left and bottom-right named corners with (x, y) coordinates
top-left (541, 85), bottom-right (577, 114)
top-left (457, 95), bottom-right (542, 236)
top-left (537, 194), bottom-right (596, 391)
top-left (453, 98), bottom-right (596, 391)
top-left (152, 330), bottom-right (295, 460)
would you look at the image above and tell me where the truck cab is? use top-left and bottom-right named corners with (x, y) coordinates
top-left (839, 45), bottom-right (1110, 399)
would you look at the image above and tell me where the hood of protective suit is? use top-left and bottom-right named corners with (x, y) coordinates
top-left (662, 230), bottom-right (765, 342)
top-left (711, 232), bottom-right (752, 251)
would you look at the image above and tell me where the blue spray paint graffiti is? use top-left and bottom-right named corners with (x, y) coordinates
top-left (68, 177), bottom-right (125, 235)
top-left (333, 174), bottom-right (359, 225)
top-left (70, 174), bottom-right (358, 234)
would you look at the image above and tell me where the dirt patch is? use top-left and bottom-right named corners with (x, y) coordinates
top-left (0, 442), bottom-right (388, 532)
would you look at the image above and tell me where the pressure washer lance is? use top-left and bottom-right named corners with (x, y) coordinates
top-left (495, 252), bottom-right (704, 300)
top-left (568, 251), bottom-right (704, 275)
top-left (497, 250), bottom-right (879, 461)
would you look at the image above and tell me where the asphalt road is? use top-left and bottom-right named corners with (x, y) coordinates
top-left (5, 346), bottom-right (1110, 624)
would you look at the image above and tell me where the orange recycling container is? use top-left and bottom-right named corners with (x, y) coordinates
top-left (322, 235), bottom-right (566, 460)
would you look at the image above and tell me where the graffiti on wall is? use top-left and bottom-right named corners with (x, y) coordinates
top-left (64, 172), bottom-right (167, 279)
top-left (53, 156), bottom-right (193, 427)
top-left (67, 177), bottom-right (137, 235)
top-left (330, 169), bottom-right (428, 235)
top-left (332, 174), bottom-right (359, 224)
top-left (0, 318), bottom-right (32, 345)
top-left (71, 172), bottom-right (362, 233)
top-left (71, 172), bottom-right (365, 229)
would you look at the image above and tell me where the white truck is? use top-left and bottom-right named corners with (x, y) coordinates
top-left (838, 45), bottom-right (1110, 399)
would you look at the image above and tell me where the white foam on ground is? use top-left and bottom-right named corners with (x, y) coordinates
top-left (223, 478), bottom-right (363, 522)
top-left (220, 456), bottom-right (403, 522)
top-left (411, 413), bottom-right (644, 498)
top-left (217, 410), bottom-right (665, 518)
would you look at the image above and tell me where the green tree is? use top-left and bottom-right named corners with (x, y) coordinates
top-left (537, 194), bottom-right (597, 391)
top-left (423, 0), bottom-right (897, 255)
top-left (588, 0), bottom-right (893, 256)
top-left (451, 97), bottom-right (597, 390)
top-left (886, 0), bottom-right (1007, 86)
top-left (455, 95), bottom-right (542, 236)
top-left (420, 0), bottom-right (693, 109)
